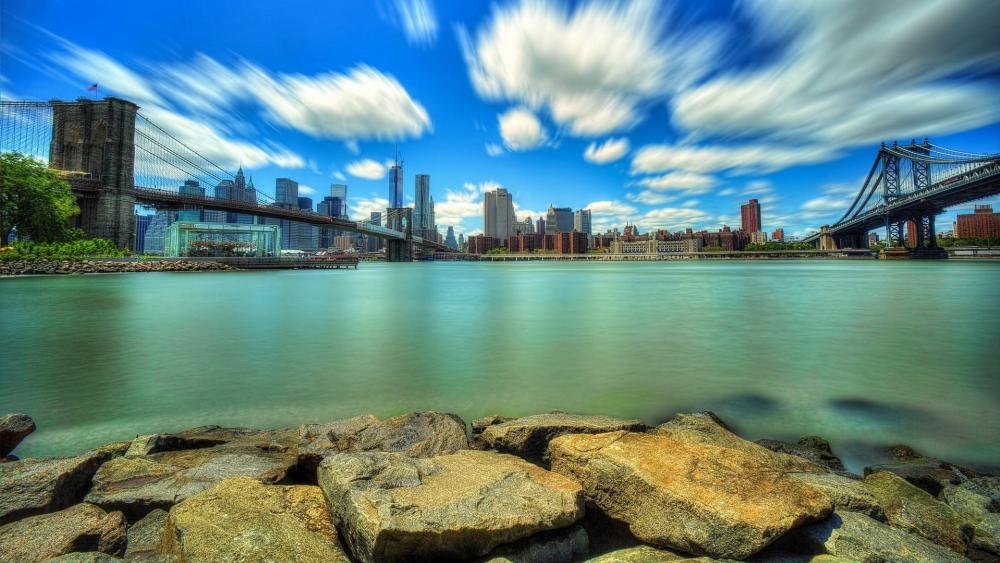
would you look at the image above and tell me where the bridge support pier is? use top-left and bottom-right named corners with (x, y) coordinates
top-left (50, 98), bottom-right (140, 249)
top-left (384, 207), bottom-right (414, 262)
top-left (818, 226), bottom-right (837, 250)
top-left (385, 240), bottom-right (413, 262)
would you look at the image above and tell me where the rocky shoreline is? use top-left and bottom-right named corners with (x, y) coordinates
top-left (1, 411), bottom-right (996, 562)
top-left (0, 260), bottom-right (235, 276)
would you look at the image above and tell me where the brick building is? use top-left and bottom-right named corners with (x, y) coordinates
top-left (467, 234), bottom-right (501, 254)
top-left (955, 205), bottom-right (1000, 238)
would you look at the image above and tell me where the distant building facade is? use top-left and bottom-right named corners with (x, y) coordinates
top-left (954, 204), bottom-right (1000, 238)
top-left (545, 206), bottom-right (574, 234)
top-left (467, 234), bottom-right (501, 254)
top-left (389, 153), bottom-right (404, 208)
top-left (741, 198), bottom-right (762, 233)
top-left (574, 209), bottom-right (592, 235)
top-left (611, 238), bottom-right (702, 254)
top-left (772, 228), bottom-right (784, 242)
top-left (484, 188), bottom-right (515, 239)
top-left (134, 214), bottom-right (152, 254)
top-left (444, 226), bottom-right (458, 249)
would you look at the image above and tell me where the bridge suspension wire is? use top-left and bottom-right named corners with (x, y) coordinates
top-left (0, 101), bottom-right (55, 163)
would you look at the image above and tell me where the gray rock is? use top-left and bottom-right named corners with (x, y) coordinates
top-left (787, 472), bottom-right (884, 520)
top-left (863, 470), bottom-right (972, 553)
top-left (297, 411), bottom-right (468, 478)
top-left (1, 449), bottom-right (119, 525)
top-left (318, 449), bottom-right (584, 563)
top-left (478, 413), bottom-right (647, 465)
top-left (653, 412), bottom-right (826, 474)
top-left (84, 444), bottom-right (296, 520)
top-left (478, 525), bottom-right (589, 563)
top-left (548, 431), bottom-right (832, 560)
top-left (124, 508), bottom-right (167, 559)
top-left (472, 415), bottom-right (518, 449)
top-left (942, 481), bottom-right (1000, 555)
top-left (756, 437), bottom-right (846, 472)
top-left (0, 413), bottom-right (36, 457)
top-left (781, 509), bottom-right (967, 562)
top-left (865, 447), bottom-right (976, 496)
top-left (585, 545), bottom-right (687, 562)
top-left (0, 503), bottom-right (127, 562)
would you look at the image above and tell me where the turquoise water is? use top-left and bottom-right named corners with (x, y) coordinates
top-left (2, 261), bottom-right (998, 472)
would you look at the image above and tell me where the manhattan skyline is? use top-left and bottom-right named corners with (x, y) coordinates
top-left (2, 0), bottom-right (999, 238)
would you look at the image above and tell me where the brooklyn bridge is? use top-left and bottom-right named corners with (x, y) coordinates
top-left (0, 97), bottom-right (453, 261)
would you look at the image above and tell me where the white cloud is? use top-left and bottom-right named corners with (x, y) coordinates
top-left (631, 143), bottom-right (838, 175)
top-left (344, 140), bottom-right (360, 155)
top-left (742, 180), bottom-right (773, 195)
top-left (638, 171), bottom-right (716, 194)
top-left (637, 207), bottom-right (714, 231)
top-left (671, 0), bottom-right (1000, 147)
top-left (498, 107), bottom-right (548, 151)
top-left (391, 0), bottom-right (439, 47)
top-left (351, 196), bottom-right (389, 221)
top-left (298, 185), bottom-right (317, 196)
top-left (346, 159), bottom-right (388, 180)
top-left (459, 0), bottom-right (718, 136)
top-left (801, 196), bottom-right (851, 212)
top-left (333, 171), bottom-right (347, 181)
top-left (627, 191), bottom-right (679, 206)
top-left (717, 188), bottom-right (738, 197)
top-left (584, 200), bottom-right (639, 232)
top-left (433, 181), bottom-right (507, 234)
top-left (485, 143), bottom-right (505, 157)
top-left (680, 199), bottom-right (700, 208)
top-left (584, 137), bottom-right (631, 164)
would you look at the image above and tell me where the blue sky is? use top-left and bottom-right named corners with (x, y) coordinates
top-left (2, 0), bottom-right (999, 237)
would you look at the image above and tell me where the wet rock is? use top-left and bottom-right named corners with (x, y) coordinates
top-left (0, 503), bottom-right (127, 562)
top-left (0, 413), bottom-right (36, 456)
top-left (756, 437), bottom-right (846, 472)
top-left (478, 413), bottom-right (647, 465)
top-left (123, 508), bottom-right (167, 559)
top-left (786, 472), bottom-right (884, 520)
top-left (43, 553), bottom-right (123, 562)
top-left (865, 452), bottom-right (976, 496)
top-left (84, 444), bottom-right (296, 520)
top-left (548, 431), bottom-right (832, 559)
top-left (1, 449), bottom-right (118, 525)
top-left (585, 545), bottom-right (687, 562)
top-left (478, 525), bottom-right (589, 563)
top-left (652, 412), bottom-right (827, 474)
top-left (318, 449), bottom-right (584, 563)
top-left (160, 477), bottom-right (349, 562)
top-left (781, 509), bottom-right (967, 562)
top-left (471, 415), bottom-right (517, 449)
top-left (863, 470), bottom-right (972, 553)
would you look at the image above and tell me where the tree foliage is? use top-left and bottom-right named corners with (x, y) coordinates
top-left (936, 236), bottom-right (1000, 248)
top-left (0, 238), bottom-right (128, 261)
top-left (0, 152), bottom-right (80, 245)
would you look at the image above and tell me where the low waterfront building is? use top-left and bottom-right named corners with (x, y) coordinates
top-left (334, 235), bottom-right (356, 252)
top-left (955, 204), bottom-right (1000, 238)
top-left (772, 228), bottom-right (784, 242)
top-left (751, 231), bottom-right (768, 244)
top-left (467, 234), bottom-right (501, 254)
top-left (507, 233), bottom-right (545, 253)
top-left (610, 238), bottom-right (702, 254)
top-left (164, 222), bottom-right (280, 258)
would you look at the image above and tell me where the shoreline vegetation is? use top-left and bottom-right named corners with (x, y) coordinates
top-left (1, 411), bottom-right (996, 562)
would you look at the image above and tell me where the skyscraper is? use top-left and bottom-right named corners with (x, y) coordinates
top-left (484, 187), bottom-right (515, 239)
top-left (546, 206), bottom-right (574, 234)
top-left (297, 197), bottom-right (313, 211)
top-left (389, 150), bottom-right (404, 208)
top-left (574, 209), bottom-right (592, 235)
top-left (445, 226), bottom-right (458, 249)
top-left (330, 183), bottom-right (348, 217)
top-left (414, 174), bottom-right (431, 232)
top-left (536, 218), bottom-right (545, 235)
top-left (276, 178), bottom-right (298, 206)
top-left (134, 214), bottom-right (152, 254)
top-left (741, 198), bottom-right (762, 233)
top-left (178, 180), bottom-right (204, 221)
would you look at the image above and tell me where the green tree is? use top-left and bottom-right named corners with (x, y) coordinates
top-left (0, 152), bottom-right (80, 245)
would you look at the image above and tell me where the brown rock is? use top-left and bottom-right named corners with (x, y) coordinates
top-left (124, 508), bottom-right (168, 559)
top-left (865, 453), bottom-right (976, 497)
top-left (318, 449), bottom-right (584, 562)
top-left (478, 413), bottom-right (647, 465)
top-left (297, 411), bottom-right (468, 478)
top-left (160, 477), bottom-right (349, 562)
top-left (0, 413), bottom-right (36, 456)
top-left (471, 415), bottom-right (517, 449)
top-left (0, 503), bottom-right (126, 562)
top-left (755, 437), bottom-right (846, 472)
top-left (1, 449), bottom-right (118, 525)
top-left (653, 412), bottom-right (826, 474)
top-left (863, 470), bottom-right (971, 553)
top-left (787, 472), bottom-right (884, 520)
top-left (548, 431), bottom-right (832, 559)
top-left (477, 525), bottom-right (589, 563)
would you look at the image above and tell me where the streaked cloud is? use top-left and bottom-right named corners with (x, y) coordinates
top-left (350, 196), bottom-right (389, 221)
top-left (485, 143), bottom-right (504, 157)
top-left (346, 158), bottom-right (388, 180)
top-left (498, 107), bottom-right (548, 151)
top-left (584, 137), bottom-right (630, 164)
top-left (631, 143), bottom-right (838, 176)
top-left (638, 171), bottom-right (716, 194)
top-left (390, 0), bottom-right (439, 47)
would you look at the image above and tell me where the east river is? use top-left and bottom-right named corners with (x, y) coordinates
top-left (2, 260), bottom-right (998, 472)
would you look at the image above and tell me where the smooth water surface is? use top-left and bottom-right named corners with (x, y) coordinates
top-left (2, 261), bottom-right (998, 471)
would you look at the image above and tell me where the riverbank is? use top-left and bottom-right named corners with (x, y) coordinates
top-left (1, 410), bottom-right (996, 562)
top-left (0, 259), bottom-right (235, 276)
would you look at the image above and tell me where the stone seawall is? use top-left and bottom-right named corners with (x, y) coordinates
top-left (0, 260), bottom-right (235, 276)
top-left (1, 411), bottom-right (995, 562)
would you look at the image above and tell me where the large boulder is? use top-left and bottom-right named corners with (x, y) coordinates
top-left (0, 503), bottom-right (126, 562)
top-left (84, 443), bottom-right (296, 520)
top-left (1, 448), bottom-right (120, 525)
top-left (318, 449), bottom-right (584, 562)
top-left (160, 477), bottom-right (350, 562)
top-left (786, 472), bottom-right (884, 520)
top-left (548, 431), bottom-right (832, 560)
top-left (43, 553), bottom-right (123, 562)
top-left (781, 509), bottom-right (967, 562)
top-left (125, 426), bottom-right (298, 457)
top-left (942, 479), bottom-right (1000, 555)
top-left (477, 413), bottom-right (647, 465)
top-left (864, 446), bottom-right (976, 496)
top-left (471, 415), bottom-right (517, 450)
top-left (124, 508), bottom-right (168, 560)
top-left (755, 436), bottom-right (846, 472)
top-left (863, 470), bottom-right (971, 553)
top-left (0, 413), bottom-right (36, 456)
top-left (652, 412), bottom-right (826, 474)
top-left (477, 525), bottom-right (589, 563)
top-left (298, 411), bottom-right (468, 478)
top-left (585, 545), bottom-right (687, 562)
